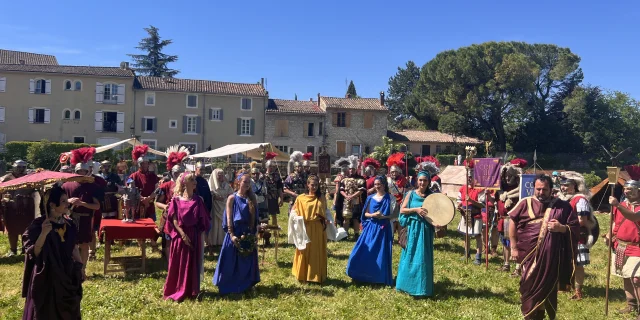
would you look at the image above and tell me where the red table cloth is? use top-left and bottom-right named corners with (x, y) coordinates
top-left (99, 218), bottom-right (158, 241)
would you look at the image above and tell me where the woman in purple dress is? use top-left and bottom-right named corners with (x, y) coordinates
top-left (163, 171), bottom-right (211, 302)
top-left (213, 173), bottom-right (260, 294)
top-left (22, 185), bottom-right (84, 319)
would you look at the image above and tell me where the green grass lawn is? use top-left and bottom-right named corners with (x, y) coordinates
top-left (0, 206), bottom-right (635, 320)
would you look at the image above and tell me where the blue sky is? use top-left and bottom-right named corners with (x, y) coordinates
top-left (1, 0), bottom-right (638, 100)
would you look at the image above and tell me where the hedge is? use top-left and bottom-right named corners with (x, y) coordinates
top-left (3, 140), bottom-right (121, 170)
top-left (436, 154), bottom-right (458, 166)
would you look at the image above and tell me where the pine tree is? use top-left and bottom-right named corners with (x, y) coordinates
top-left (346, 80), bottom-right (358, 98)
top-left (128, 25), bottom-right (179, 77)
top-left (294, 93), bottom-right (298, 100)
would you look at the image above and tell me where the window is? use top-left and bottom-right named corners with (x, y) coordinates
top-left (336, 141), bottom-right (346, 156)
top-left (102, 111), bottom-right (118, 132)
top-left (0, 107), bottom-right (5, 123)
top-left (141, 139), bottom-right (158, 159)
top-left (73, 136), bottom-right (85, 143)
top-left (186, 95), bottom-right (197, 108)
top-left (169, 119), bottom-right (177, 128)
top-left (274, 120), bottom-right (288, 137)
top-left (34, 109), bottom-right (46, 123)
top-left (336, 112), bottom-right (346, 127)
top-left (186, 116), bottom-right (197, 133)
top-left (210, 108), bottom-right (222, 121)
top-left (421, 145), bottom-right (431, 156)
top-left (276, 145), bottom-right (289, 153)
top-left (180, 143), bottom-right (197, 154)
top-left (435, 145), bottom-right (442, 154)
top-left (0, 77), bottom-right (6, 92)
top-left (145, 92), bottom-right (155, 106)
top-left (103, 83), bottom-right (119, 104)
top-left (444, 146), bottom-right (452, 154)
top-left (240, 118), bottom-right (251, 136)
top-left (351, 144), bottom-right (362, 156)
top-left (74, 81), bottom-right (82, 91)
top-left (64, 80), bottom-right (72, 90)
top-left (142, 117), bottom-right (156, 133)
top-left (241, 98), bottom-right (252, 111)
top-left (73, 110), bottom-right (81, 120)
top-left (306, 146), bottom-right (315, 159)
top-left (307, 122), bottom-right (315, 137)
top-left (63, 109), bottom-right (71, 120)
top-left (35, 79), bottom-right (47, 94)
top-left (318, 122), bottom-right (323, 136)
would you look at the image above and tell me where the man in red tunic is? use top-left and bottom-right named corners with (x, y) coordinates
top-left (457, 174), bottom-right (483, 265)
top-left (362, 158), bottom-right (380, 196)
top-left (608, 179), bottom-right (640, 316)
top-left (0, 160), bottom-right (34, 256)
top-left (509, 175), bottom-right (578, 320)
top-left (129, 145), bottom-right (159, 250)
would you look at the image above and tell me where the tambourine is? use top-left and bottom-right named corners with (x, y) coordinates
top-left (59, 153), bottom-right (70, 164)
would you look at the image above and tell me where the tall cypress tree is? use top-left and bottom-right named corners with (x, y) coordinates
top-left (346, 80), bottom-right (358, 98)
top-left (128, 25), bottom-right (179, 77)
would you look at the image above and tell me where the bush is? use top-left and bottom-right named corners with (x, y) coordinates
top-left (3, 140), bottom-right (120, 170)
top-left (583, 171), bottom-right (603, 188)
top-left (436, 154), bottom-right (458, 166)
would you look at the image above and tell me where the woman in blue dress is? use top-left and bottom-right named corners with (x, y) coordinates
top-left (212, 174), bottom-right (260, 294)
top-left (345, 176), bottom-right (397, 285)
top-left (396, 169), bottom-right (439, 297)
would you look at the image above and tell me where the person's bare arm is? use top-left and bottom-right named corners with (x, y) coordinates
top-left (610, 197), bottom-right (640, 222)
top-left (155, 194), bottom-right (167, 211)
top-left (509, 218), bottom-right (518, 260)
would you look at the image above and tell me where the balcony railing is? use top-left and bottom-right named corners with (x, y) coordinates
top-left (103, 95), bottom-right (118, 104)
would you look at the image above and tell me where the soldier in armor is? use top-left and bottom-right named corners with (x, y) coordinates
top-left (362, 158), bottom-right (380, 196)
top-left (129, 145), bottom-right (160, 251)
top-left (337, 155), bottom-right (366, 239)
top-left (60, 165), bottom-right (72, 173)
top-left (301, 152), bottom-right (313, 182)
top-left (386, 153), bottom-right (408, 238)
top-left (264, 152), bottom-right (284, 226)
top-left (250, 161), bottom-right (268, 221)
top-left (284, 151), bottom-right (307, 214)
top-left (0, 160), bottom-right (35, 256)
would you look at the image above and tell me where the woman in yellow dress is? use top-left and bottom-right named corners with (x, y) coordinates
top-left (292, 175), bottom-right (328, 283)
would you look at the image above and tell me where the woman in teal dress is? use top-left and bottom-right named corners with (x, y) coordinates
top-left (396, 170), bottom-right (439, 297)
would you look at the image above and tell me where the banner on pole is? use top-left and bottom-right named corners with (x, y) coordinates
top-left (472, 158), bottom-right (502, 189)
top-left (520, 174), bottom-right (537, 199)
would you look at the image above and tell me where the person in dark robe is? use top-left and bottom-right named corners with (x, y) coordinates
top-left (88, 162), bottom-right (107, 261)
top-left (194, 162), bottom-right (212, 213)
top-left (22, 185), bottom-right (84, 320)
top-left (129, 146), bottom-right (160, 251)
top-left (0, 160), bottom-right (35, 257)
top-left (509, 175), bottom-right (578, 320)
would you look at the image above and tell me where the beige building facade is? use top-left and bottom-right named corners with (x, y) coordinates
top-left (265, 99), bottom-right (325, 160)
top-left (387, 129), bottom-right (483, 156)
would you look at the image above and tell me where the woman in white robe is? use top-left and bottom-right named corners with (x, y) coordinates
top-left (206, 169), bottom-right (233, 249)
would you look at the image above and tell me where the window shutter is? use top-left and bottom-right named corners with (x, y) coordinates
top-left (0, 107), bottom-right (5, 123)
top-left (283, 120), bottom-right (289, 136)
top-left (117, 84), bottom-right (125, 104)
top-left (196, 116), bottom-right (202, 133)
top-left (29, 79), bottom-right (35, 94)
top-left (209, 108), bottom-right (213, 120)
top-left (250, 119), bottom-right (255, 135)
top-left (45, 80), bottom-right (52, 94)
top-left (219, 109), bottom-right (224, 120)
top-left (95, 82), bottom-right (104, 103)
top-left (236, 118), bottom-right (241, 135)
top-left (44, 109), bottom-right (51, 123)
top-left (0, 77), bottom-right (6, 92)
top-left (364, 112), bottom-right (373, 129)
top-left (94, 111), bottom-right (103, 132)
top-left (141, 118), bottom-right (146, 131)
top-left (116, 112), bottom-right (125, 133)
top-left (345, 112), bottom-right (351, 127)
top-left (153, 118), bottom-right (157, 132)
top-left (28, 108), bottom-right (34, 123)
top-left (332, 112), bottom-right (337, 127)
top-left (303, 121), bottom-right (308, 137)
top-left (182, 116), bottom-right (187, 133)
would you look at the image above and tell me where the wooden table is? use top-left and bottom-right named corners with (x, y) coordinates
top-left (99, 218), bottom-right (158, 275)
top-left (259, 225), bottom-right (281, 266)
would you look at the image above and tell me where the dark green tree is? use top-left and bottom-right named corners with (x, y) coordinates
top-left (346, 80), bottom-right (358, 98)
top-left (413, 41), bottom-right (582, 151)
top-left (386, 61), bottom-right (437, 129)
top-left (128, 25), bottom-right (179, 77)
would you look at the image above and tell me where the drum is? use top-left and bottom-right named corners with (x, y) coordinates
top-left (421, 193), bottom-right (456, 227)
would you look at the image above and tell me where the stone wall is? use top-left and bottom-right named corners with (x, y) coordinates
top-left (264, 113), bottom-right (324, 159)
top-left (325, 110), bottom-right (388, 159)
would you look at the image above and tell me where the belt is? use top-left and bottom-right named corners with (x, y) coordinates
top-left (617, 240), bottom-right (640, 247)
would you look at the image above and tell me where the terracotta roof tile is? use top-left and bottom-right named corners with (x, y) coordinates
top-left (267, 99), bottom-right (325, 114)
top-left (320, 96), bottom-right (387, 111)
top-left (388, 130), bottom-right (483, 144)
top-left (0, 49), bottom-right (58, 65)
top-left (135, 76), bottom-right (267, 96)
top-left (0, 64), bottom-right (134, 77)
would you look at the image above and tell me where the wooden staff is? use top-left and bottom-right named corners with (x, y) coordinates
top-left (485, 188), bottom-right (489, 270)
top-left (465, 165), bottom-right (470, 264)
top-left (605, 166), bottom-right (620, 316)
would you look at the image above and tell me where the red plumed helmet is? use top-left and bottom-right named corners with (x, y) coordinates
top-left (510, 158), bottom-right (528, 168)
top-left (265, 152), bottom-right (278, 160)
top-left (386, 152), bottom-right (405, 169)
top-left (363, 158), bottom-right (381, 169)
top-left (70, 147), bottom-right (96, 165)
top-left (302, 152), bottom-right (313, 161)
top-left (132, 145), bottom-right (149, 161)
top-left (625, 165), bottom-right (640, 181)
top-left (421, 155), bottom-right (441, 168)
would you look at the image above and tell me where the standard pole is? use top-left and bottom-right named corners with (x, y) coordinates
top-left (465, 166), bottom-right (470, 264)
top-left (605, 181), bottom-right (615, 316)
top-left (485, 188), bottom-right (489, 270)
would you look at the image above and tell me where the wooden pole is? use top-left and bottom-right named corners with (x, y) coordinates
top-left (465, 166), bottom-right (470, 264)
top-left (485, 188), bottom-right (489, 270)
top-left (605, 177), bottom-right (616, 316)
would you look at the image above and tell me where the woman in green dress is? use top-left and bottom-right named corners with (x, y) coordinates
top-left (396, 170), bottom-right (439, 297)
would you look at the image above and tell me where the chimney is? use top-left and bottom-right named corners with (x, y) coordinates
top-left (309, 98), bottom-right (313, 102)
top-left (120, 62), bottom-right (129, 70)
top-left (346, 93), bottom-right (351, 98)
top-left (317, 93), bottom-right (320, 107)
top-left (261, 78), bottom-right (264, 87)
top-left (379, 91), bottom-right (385, 106)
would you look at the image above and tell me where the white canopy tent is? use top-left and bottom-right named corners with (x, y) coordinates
top-left (61, 138), bottom-right (165, 157)
top-left (189, 143), bottom-right (289, 161)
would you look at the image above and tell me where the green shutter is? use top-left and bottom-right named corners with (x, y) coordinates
top-left (237, 118), bottom-right (241, 135)
top-left (250, 119), bottom-right (255, 135)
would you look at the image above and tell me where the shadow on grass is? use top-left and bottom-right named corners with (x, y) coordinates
top-left (434, 242), bottom-right (464, 252)
top-left (433, 278), bottom-right (514, 303)
top-left (328, 252), bottom-right (351, 260)
top-left (583, 286), bottom-right (626, 301)
top-left (200, 282), bottom-right (334, 300)
top-left (88, 257), bottom-right (167, 281)
top-left (277, 260), bottom-right (293, 268)
top-left (0, 254), bottom-right (24, 265)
